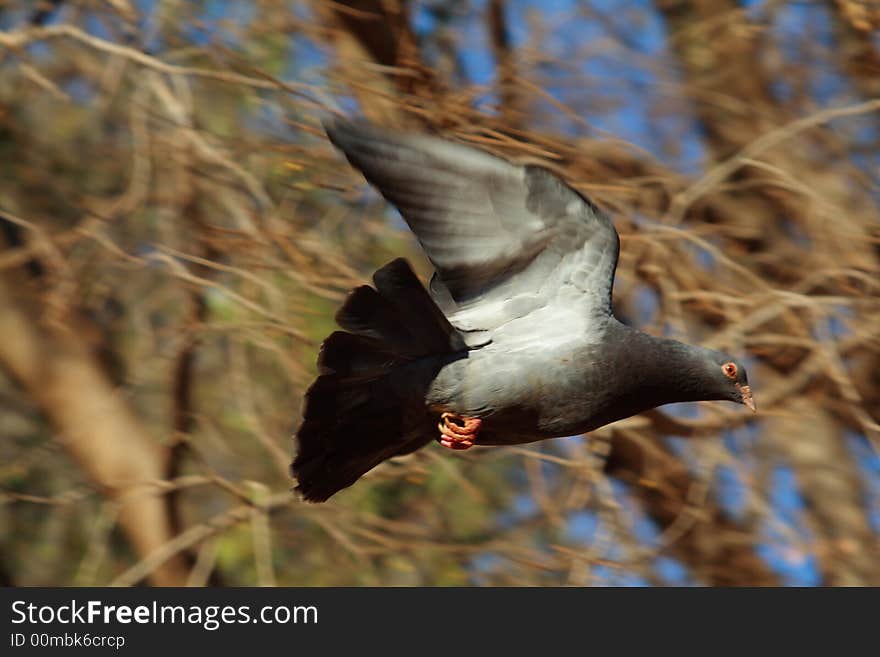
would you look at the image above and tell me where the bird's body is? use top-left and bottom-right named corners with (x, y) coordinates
top-left (292, 119), bottom-right (754, 502)
top-left (427, 318), bottom-right (739, 444)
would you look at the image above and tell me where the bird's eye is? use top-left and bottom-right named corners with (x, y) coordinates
top-left (722, 362), bottom-right (737, 379)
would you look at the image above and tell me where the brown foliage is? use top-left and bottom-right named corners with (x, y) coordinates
top-left (0, 1), bottom-right (878, 586)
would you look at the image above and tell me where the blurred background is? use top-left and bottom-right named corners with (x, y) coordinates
top-left (1, 0), bottom-right (878, 586)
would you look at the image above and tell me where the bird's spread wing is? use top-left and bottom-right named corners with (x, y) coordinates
top-left (325, 119), bottom-right (620, 333)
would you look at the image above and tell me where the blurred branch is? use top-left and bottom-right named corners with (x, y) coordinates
top-left (315, 0), bottom-right (427, 123)
top-left (671, 98), bottom-right (880, 221)
top-left (30, 0), bottom-right (65, 27)
top-left (0, 277), bottom-right (188, 586)
top-left (0, 23), bottom-right (327, 104)
top-left (603, 427), bottom-right (777, 585)
top-left (831, 2), bottom-right (880, 135)
top-left (487, 0), bottom-right (523, 125)
top-left (768, 400), bottom-right (879, 585)
top-left (110, 490), bottom-right (293, 587)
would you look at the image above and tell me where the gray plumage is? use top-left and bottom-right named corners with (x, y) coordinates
top-left (292, 119), bottom-right (753, 502)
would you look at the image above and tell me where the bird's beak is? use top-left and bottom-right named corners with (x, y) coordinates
top-left (737, 384), bottom-right (757, 413)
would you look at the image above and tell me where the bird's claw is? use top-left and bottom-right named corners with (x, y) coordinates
top-left (437, 413), bottom-right (481, 450)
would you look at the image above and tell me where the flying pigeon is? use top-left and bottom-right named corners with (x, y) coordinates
top-left (291, 119), bottom-right (755, 502)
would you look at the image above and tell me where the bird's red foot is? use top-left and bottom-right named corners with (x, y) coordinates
top-left (437, 413), bottom-right (482, 450)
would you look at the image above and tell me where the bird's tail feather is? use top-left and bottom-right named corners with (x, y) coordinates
top-left (292, 258), bottom-right (462, 502)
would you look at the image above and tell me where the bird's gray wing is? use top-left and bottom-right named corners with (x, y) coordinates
top-left (325, 119), bottom-right (619, 332)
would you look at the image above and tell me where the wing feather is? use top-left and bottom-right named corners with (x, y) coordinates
top-left (325, 119), bottom-right (620, 331)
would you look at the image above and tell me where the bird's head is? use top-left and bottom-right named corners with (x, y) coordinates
top-left (613, 330), bottom-right (758, 414)
top-left (698, 350), bottom-right (756, 412)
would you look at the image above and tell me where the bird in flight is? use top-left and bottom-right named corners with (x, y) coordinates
top-left (292, 119), bottom-right (755, 502)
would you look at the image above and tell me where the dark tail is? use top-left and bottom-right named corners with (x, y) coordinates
top-left (292, 258), bottom-right (464, 502)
